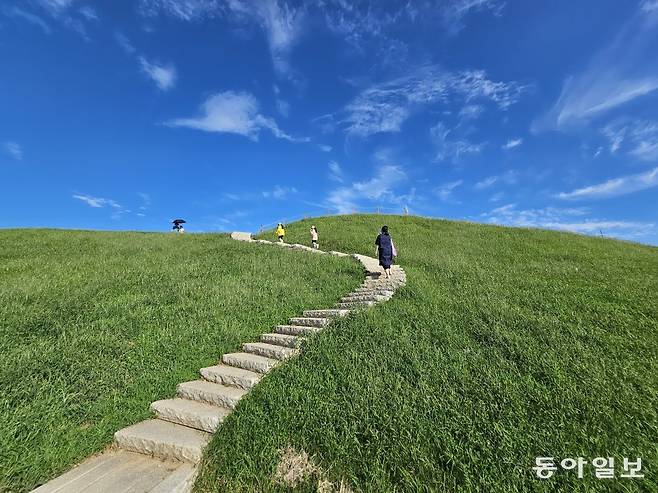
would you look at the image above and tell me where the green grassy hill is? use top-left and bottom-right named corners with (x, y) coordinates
top-left (0, 229), bottom-right (361, 492)
top-left (193, 215), bottom-right (658, 492)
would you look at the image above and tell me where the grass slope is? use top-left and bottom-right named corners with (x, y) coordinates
top-left (0, 229), bottom-right (361, 492)
top-left (195, 215), bottom-right (658, 492)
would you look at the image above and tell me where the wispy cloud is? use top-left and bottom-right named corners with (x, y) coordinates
top-left (36, 0), bottom-right (77, 16)
top-left (262, 185), bottom-right (297, 199)
top-left (430, 121), bottom-right (484, 163)
top-left (223, 185), bottom-right (297, 201)
top-left (328, 160), bottom-right (343, 182)
top-left (318, 144), bottom-right (332, 152)
top-left (139, 0), bottom-right (223, 20)
top-left (73, 193), bottom-right (122, 209)
top-left (557, 167), bottom-right (658, 200)
top-left (481, 203), bottom-right (654, 239)
top-left (17, 0), bottom-right (98, 38)
top-left (502, 138), bottom-right (522, 150)
top-left (474, 176), bottom-right (497, 190)
top-left (474, 170), bottom-right (518, 190)
top-left (343, 66), bottom-right (526, 137)
top-left (78, 6), bottom-right (98, 20)
top-left (115, 31), bottom-right (136, 54)
top-left (322, 0), bottom-right (504, 49)
top-left (234, 0), bottom-right (304, 76)
top-left (601, 119), bottom-right (658, 161)
top-left (3, 141), bottom-right (23, 160)
top-left (139, 56), bottom-right (177, 91)
top-left (4, 7), bottom-right (52, 34)
top-left (641, 0), bottom-right (658, 12)
top-left (435, 180), bottom-right (463, 202)
top-left (167, 91), bottom-right (307, 142)
top-left (535, 6), bottom-right (658, 130)
top-left (327, 165), bottom-right (407, 213)
top-left (141, 0), bottom-right (303, 76)
top-left (442, 0), bottom-right (504, 32)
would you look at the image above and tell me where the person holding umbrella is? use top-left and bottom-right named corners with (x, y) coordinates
top-left (172, 219), bottom-right (186, 233)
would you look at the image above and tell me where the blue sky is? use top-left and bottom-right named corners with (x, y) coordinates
top-left (2, 0), bottom-right (658, 245)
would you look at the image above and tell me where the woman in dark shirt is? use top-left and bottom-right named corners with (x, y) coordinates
top-left (375, 225), bottom-right (395, 278)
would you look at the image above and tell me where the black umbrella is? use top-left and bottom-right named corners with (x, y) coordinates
top-left (172, 219), bottom-right (186, 225)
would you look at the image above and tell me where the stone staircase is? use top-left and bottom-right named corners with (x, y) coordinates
top-left (33, 233), bottom-right (405, 493)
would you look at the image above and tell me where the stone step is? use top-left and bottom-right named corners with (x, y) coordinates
top-left (341, 294), bottom-right (389, 303)
top-left (150, 398), bottom-right (230, 433)
top-left (362, 278), bottom-right (403, 284)
top-left (353, 287), bottom-right (395, 294)
top-left (275, 324), bottom-right (323, 336)
top-left (361, 282), bottom-right (403, 290)
top-left (289, 317), bottom-right (330, 328)
top-left (177, 380), bottom-right (247, 409)
top-left (230, 232), bottom-right (252, 241)
top-left (302, 309), bottom-right (350, 318)
top-left (222, 352), bottom-right (279, 374)
top-left (261, 332), bottom-right (303, 348)
top-left (336, 301), bottom-right (376, 309)
top-left (115, 419), bottom-right (211, 463)
top-left (243, 341), bottom-right (299, 360)
top-left (200, 364), bottom-right (262, 390)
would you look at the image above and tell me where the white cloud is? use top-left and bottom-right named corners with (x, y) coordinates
top-left (328, 160), bottom-right (343, 182)
top-left (435, 180), bottom-right (463, 202)
top-left (481, 203), bottom-right (654, 239)
top-left (141, 0), bottom-right (303, 76)
top-left (244, 0), bottom-right (304, 76)
top-left (167, 91), bottom-right (307, 142)
top-left (442, 0), bottom-right (504, 32)
top-left (430, 121), bottom-right (484, 162)
top-left (262, 185), bottom-right (297, 199)
top-left (474, 176), bottom-right (497, 190)
top-left (475, 170), bottom-right (518, 190)
top-left (25, 0), bottom-right (97, 38)
top-left (502, 138), bottom-right (522, 149)
top-left (115, 32), bottom-right (136, 54)
top-left (459, 104), bottom-right (484, 121)
top-left (641, 0), bottom-right (658, 12)
top-left (5, 7), bottom-right (52, 34)
top-left (3, 141), bottom-right (23, 160)
top-left (318, 144), bottom-right (332, 152)
top-left (322, 0), bottom-right (503, 48)
top-left (139, 56), bottom-right (177, 91)
top-left (557, 167), bottom-right (658, 200)
top-left (78, 6), bottom-right (98, 20)
top-left (73, 193), bottom-right (122, 209)
top-left (36, 0), bottom-right (76, 15)
top-left (602, 120), bottom-right (658, 161)
top-left (139, 0), bottom-right (224, 20)
top-left (327, 165), bottom-right (407, 213)
top-left (344, 66), bottom-right (526, 137)
top-left (535, 7), bottom-right (658, 130)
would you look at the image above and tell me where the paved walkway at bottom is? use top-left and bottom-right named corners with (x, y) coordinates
top-left (33, 451), bottom-right (195, 493)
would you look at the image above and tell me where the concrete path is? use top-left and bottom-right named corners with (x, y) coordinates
top-left (33, 232), bottom-right (406, 493)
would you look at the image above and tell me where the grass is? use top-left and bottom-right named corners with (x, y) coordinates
top-left (194, 215), bottom-right (658, 492)
top-left (0, 229), bottom-right (362, 493)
